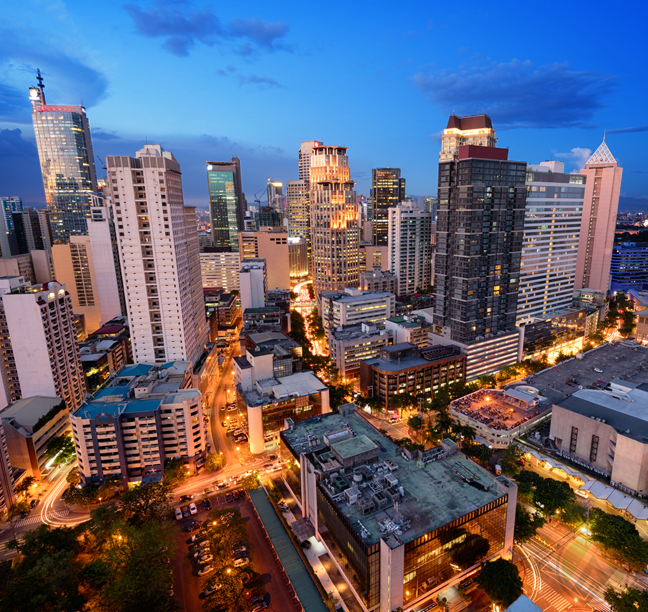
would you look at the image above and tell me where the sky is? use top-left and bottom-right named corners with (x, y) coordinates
top-left (1, 0), bottom-right (647, 210)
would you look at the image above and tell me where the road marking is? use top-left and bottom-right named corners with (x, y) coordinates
top-left (540, 585), bottom-right (570, 611)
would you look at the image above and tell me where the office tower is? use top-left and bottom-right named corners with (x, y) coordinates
top-left (238, 227), bottom-right (290, 291)
top-left (266, 179), bottom-right (284, 209)
top-left (0, 197), bottom-right (23, 257)
top-left (517, 161), bottom-right (585, 323)
top-left (298, 140), bottom-right (323, 181)
top-left (13, 208), bottom-right (44, 253)
top-left (371, 168), bottom-right (406, 246)
top-left (320, 288), bottom-right (395, 331)
top-left (2, 280), bottom-right (85, 410)
top-left (71, 361), bottom-right (207, 483)
top-left (255, 207), bottom-right (283, 228)
top-left (610, 244), bottom-right (648, 291)
top-left (418, 196), bottom-right (437, 219)
top-left (0, 423), bottom-right (15, 514)
top-left (440, 114), bottom-right (497, 162)
top-left (388, 202), bottom-right (433, 296)
top-left (29, 75), bottom-right (98, 243)
top-left (107, 145), bottom-right (208, 364)
top-left (310, 145), bottom-right (359, 295)
top-left (200, 249), bottom-right (240, 292)
top-left (287, 179), bottom-right (311, 270)
top-left (288, 237), bottom-right (308, 279)
top-left (240, 258), bottom-right (267, 311)
top-left (38, 208), bottom-right (53, 251)
top-left (574, 140), bottom-right (623, 292)
top-left (206, 158), bottom-right (244, 251)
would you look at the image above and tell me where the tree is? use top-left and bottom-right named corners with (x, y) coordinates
top-left (590, 509), bottom-right (648, 572)
top-left (43, 434), bottom-right (76, 465)
top-left (477, 375), bottom-right (497, 388)
top-left (239, 473), bottom-right (259, 490)
top-left (604, 586), bottom-right (648, 612)
top-left (66, 466), bottom-right (80, 487)
top-left (449, 533), bottom-right (490, 569)
top-left (533, 478), bottom-right (575, 516)
top-left (477, 558), bottom-right (523, 608)
top-left (120, 481), bottom-right (172, 525)
top-left (205, 452), bottom-right (226, 473)
top-left (14, 476), bottom-right (36, 498)
top-left (163, 457), bottom-right (189, 486)
top-left (407, 415), bottom-right (424, 438)
top-left (462, 443), bottom-right (493, 464)
top-left (435, 410), bottom-right (454, 435)
top-left (559, 502), bottom-right (586, 528)
top-left (514, 504), bottom-right (546, 543)
top-left (389, 393), bottom-right (417, 417)
top-left (554, 352), bottom-right (571, 364)
top-left (460, 424), bottom-right (477, 445)
top-left (620, 311), bottom-right (637, 337)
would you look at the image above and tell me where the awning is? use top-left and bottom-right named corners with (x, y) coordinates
top-left (627, 499), bottom-right (648, 521)
top-left (586, 481), bottom-right (614, 500)
top-left (608, 490), bottom-right (634, 510)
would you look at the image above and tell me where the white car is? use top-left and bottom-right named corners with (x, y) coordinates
top-left (233, 557), bottom-right (250, 567)
top-left (189, 502), bottom-right (198, 515)
top-left (593, 367), bottom-right (603, 373)
top-left (198, 565), bottom-right (214, 576)
top-left (199, 554), bottom-right (214, 564)
top-left (174, 507), bottom-right (182, 520)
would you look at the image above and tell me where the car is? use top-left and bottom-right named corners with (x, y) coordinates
top-left (233, 551), bottom-right (248, 560)
top-left (221, 421), bottom-right (228, 427)
top-left (186, 534), bottom-right (205, 544)
top-left (388, 417), bottom-right (399, 423)
top-left (233, 491), bottom-right (240, 500)
top-left (278, 502), bottom-right (289, 512)
top-left (251, 603), bottom-right (268, 611)
top-left (226, 493), bottom-right (234, 503)
top-left (300, 540), bottom-right (311, 549)
top-left (217, 482), bottom-right (228, 490)
top-left (198, 565), bottom-right (214, 576)
top-left (182, 506), bottom-right (190, 518)
top-left (30, 498), bottom-right (40, 509)
top-left (189, 502), bottom-right (198, 515)
top-left (180, 494), bottom-right (194, 502)
top-left (575, 489), bottom-right (589, 499)
top-left (203, 499), bottom-right (212, 511)
top-left (175, 507), bottom-right (183, 520)
top-left (200, 583), bottom-right (222, 598)
top-left (239, 489), bottom-right (247, 498)
top-left (232, 539), bottom-right (246, 547)
top-left (205, 485), bottom-right (216, 494)
top-left (228, 405), bottom-right (237, 412)
top-left (232, 545), bottom-right (247, 554)
top-left (233, 557), bottom-right (250, 567)
top-left (593, 367), bottom-right (603, 373)
top-left (199, 554), bottom-right (214, 564)
top-left (268, 454), bottom-right (277, 461)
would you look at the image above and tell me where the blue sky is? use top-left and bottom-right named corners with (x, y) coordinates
top-left (1, 0), bottom-right (646, 209)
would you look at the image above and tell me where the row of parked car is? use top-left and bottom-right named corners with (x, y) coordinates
top-left (174, 496), bottom-right (213, 520)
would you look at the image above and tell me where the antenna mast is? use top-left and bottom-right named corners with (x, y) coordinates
top-left (36, 68), bottom-right (46, 104)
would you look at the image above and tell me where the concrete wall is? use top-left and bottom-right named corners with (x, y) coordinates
top-left (379, 538), bottom-right (405, 612)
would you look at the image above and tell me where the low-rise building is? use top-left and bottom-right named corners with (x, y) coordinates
top-left (243, 330), bottom-right (303, 378)
top-left (395, 294), bottom-right (434, 316)
top-left (234, 348), bottom-right (329, 453)
top-left (329, 323), bottom-right (392, 377)
top-left (385, 314), bottom-right (431, 348)
top-left (550, 382), bottom-right (648, 495)
top-left (0, 396), bottom-right (69, 480)
top-left (205, 292), bottom-right (240, 341)
top-left (79, 331), bottom-right (132, 393)
top-left (320, 288), bottom-right (395, 332)
top-left (280, 404), bottom-right (516, 612)
top-left (360, 267), bottom-right (397, 293)
top-left (267, 289), bottom-right (291, 333)
top-left (243, 307), bottom-right (282, 332)
top-left (0, 423), bottom-right (15, 515)
top-left (451, 388), bottom-right (550, 449)
top-left (636, 308), bottom-right (648, 343)
top-left (360, 343), bottom-right (466, 408)
top-left (71, 361), bottom-right (206, 484)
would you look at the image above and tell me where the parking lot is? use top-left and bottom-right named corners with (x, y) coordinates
top-left (520, 342), bottom-right (648, 405)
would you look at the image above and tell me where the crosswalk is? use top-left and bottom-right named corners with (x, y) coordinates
top-left (13, 509), bottom-right (69, 528)
top-left (540, 585), bottom-right (570, 611)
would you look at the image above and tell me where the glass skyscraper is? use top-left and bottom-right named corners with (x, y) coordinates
top-left (206, 158), bottom-right (244, 251)
top-left (370, 168), bottom-right (405, 246)
top-left (29, 78), bottom-right (97, 244)
top-left (0, 197), bottom-right (23, 257)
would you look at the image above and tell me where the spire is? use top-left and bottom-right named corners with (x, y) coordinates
top-left (586, 140), bottom-right (616, 165)
top-left (36, 68), bottom-right (46, 104)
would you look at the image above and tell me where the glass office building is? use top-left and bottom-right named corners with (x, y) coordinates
top-left (206, 158), bottom-right (245, 251)
top-left (30, 83), bottom-right (97, 244)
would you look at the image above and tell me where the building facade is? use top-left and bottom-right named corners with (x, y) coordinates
top-left (107, 145), bottom-right (208, 365)
top-left (329, 324), bottom-right (392, 377)
top-left (360, 268), bottom-right (397, 293)
top-left (310, 146), bottom-right (360, 295)
top-left (200, 249), bottom-right (240, 292)
top-left (385, 314), bottom-right (431, 348)
top-left (71, 361), bottom-right (206, 484)
top-left (321, 288), bottom-right (396, 332)
top-left (29, 78), bottom-right (98, 243)
top-left (371, 168), bottom-right (406, 246)
top-left (299, 140), bottom-right (323, 181)
top-left (238, 227), bottom-right (290, 291)
top-left (610, 244), bottom-right (648, 291)
top-left (517, 162), bottom-right (585, 323)
top-left (388, 202), bottom-right (433, 296)
top-left (439, 114), bottom-right (497, 162)
top-left (240, 258), bottom-right (267, 312)
top-left (575, 141), bottom-right (623, 293)
top-left (206, 158), bottom-right (245, 251)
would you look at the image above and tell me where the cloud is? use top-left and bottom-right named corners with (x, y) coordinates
top-left (93, 128), bottom-right (121, 140)
top-left (554, 147), bottom-right (592, 169)
top-left (124, 1), bottom-right (290, 57)
top-left (237, 74), bottom-right (282, 89)
top-left (606, 125), bottom-right (648, 135)
top-left (413, 59), bottom-right (618, 128)
top-left (0, 26), bottom-right (109, 122)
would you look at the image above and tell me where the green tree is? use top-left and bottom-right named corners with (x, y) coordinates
top-left (590, 509), bottom-right (648, 572)
top-left (620, 311), bottom-right (637, 337)
top-left (429, 388), bottom-right (451, 414)
top-left (205, 452), bottom-right (226, 473)
top-left (43, 434), bottom-right (76, 465)
top-left (14, 476), bottom-right (36, 498)
top-left (476, 558), bottom-right (523, 608)
top-left (559, 502), bottom-right (587, 528)
top-left (120, 481), bottom-right (172, 525)
top-left (389, 393), bottom-right (417, 417)
top-left (407, 415), bottom-right (424, 438)
top-left (514, 504), bottom-right (546, 543)
top-left (604, 586), bottom-right (648, 612)
top-left (533, 478), bottom-right (575, 516)
top-left (477, 374), bottom-right (497, 388)
top-left (66, 466), bottom-right (80, 487)
top-left (238, 473), bottom-right (260, 490)
top-left (554, 352), bottom-right (571, 364)
top-left (463, 443), bottom-right (493, 464)
top-left (435, 410), bottom-right (454, 435)
top-left (163, 457), bottom-right (189, 486)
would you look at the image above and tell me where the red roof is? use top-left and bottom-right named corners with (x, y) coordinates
top-left (94, 324), bottom-right (126, 335)
top-left (458, 145), bottom-right (508, 161)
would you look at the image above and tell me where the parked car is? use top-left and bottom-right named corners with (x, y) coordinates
top-left (233, 557), bottom-right (250, 567)
top-left (186, 534), bottom-right (205, 544)
top-left (200, 583), bottom-right (222, 598)
top-left (189, 502), bottom-right (198, 515)
top-left (175, 507), bottom-right (183, 520)
top-left (217, 482), bottom-right (228, 490)
top-left (198, 565), bottom-right (214, 576)
top-left (203, 499), bottom-right (212, 511)
top-left (233, 550), bottom-right (248, 560)
top-left (251, 602), bottom-right (268, 611)
top-left (199, 554), bottom-right (214, 564)
top-left (226, 493), bottom-right (234, 503)
top-left (30, 498), bottom-right (40, 509)
top-left (182, 506), bottom-right (190, 518)
top-left (232, 545), bottom-right (247, 554)
top-left (593, 367), bottom-right (603, 373)
top-left (180, 495), bottom-right (194, 502)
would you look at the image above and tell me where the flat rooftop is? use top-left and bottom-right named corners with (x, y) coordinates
top-left (282, 411), bottom-right (507, 546)
top-left (240, 371), bottom-right (328, 407)
top-left (362, 355), bottom-right (431, 372)
top-left (0, 396), bottom-right (62, 428)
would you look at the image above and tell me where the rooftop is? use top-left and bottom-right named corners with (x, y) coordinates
top-left (330, 324), bottom-right (389, 341)
top-left (386, 315), bottom-right (429, 329)
top-left (558, 387), bottom-right (648, 443)
top-left (446, 114), bottom-right (493, 131)
top-left (282, 410), bottom-right (508, 546)
top-left (94, 324), bottom-right (127, 336)
top-left (0, 396), bottom-right (62, 429)
top-left (239, 370), bottom-right (327, 408)
top-left (362, 354), bottom-right (431, 373)
top-left (244, 307), bottom-right (280, 314)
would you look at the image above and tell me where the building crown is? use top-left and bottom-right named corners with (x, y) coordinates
top-left (586, 140), bottom-right (616, 166)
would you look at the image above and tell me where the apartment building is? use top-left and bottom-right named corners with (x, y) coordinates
top-left (328, 323), bottom-right (392, 377)
top-left (320, 288), bottom-right (395, 332)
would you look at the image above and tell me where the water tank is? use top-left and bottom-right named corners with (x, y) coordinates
top-left (353, 473), bottom-right (362, 483)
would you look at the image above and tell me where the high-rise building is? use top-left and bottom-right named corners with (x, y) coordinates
top-left (418, 195), bottom-right (437, 219)
top-left (574, 140), bottom-right (623, 292)
top-left (0, 277), bottom-right (25, 409)
top-left (0, 423), bottom-right (15, 514)
top-left (310, 145), bottom-right (359, 295)
top-left (517, 161), bottom-right (585, 323)
top-left (206, 158), bottom-right (244, 251)
top-left (287, 179), bottom-right (311, 271)
top-left (107, 145), bottom-right (208, 364)
top-left (238, 227), bottom-right (289, 291)
top-left (266, 179), bottom-right (283, 209)
top-left (0, 197), bottom-right (23, 257)
top-left (610, 244), bottom-right (648, 291)
top-left (255, 207), bottom-right (283, 228)
top-left (371, 168), bottom-right (406, 246)
top-left (29, 75), bottom-right (98, 244)
top-left (440, 114), bottom-right (497, 162)
top-left (388, 201), bottom-right (433, 296)
top-left (13, 208), bottom-right (44, 253)
top-left (2, 280), bottom-right (86, 410)
top-left (240, 258), bottom-right (267, 312)
top-left (298, 140), bottom-right (323, 181)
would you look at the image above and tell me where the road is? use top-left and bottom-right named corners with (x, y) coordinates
top-left (518, 520), bottom-right (648, 611)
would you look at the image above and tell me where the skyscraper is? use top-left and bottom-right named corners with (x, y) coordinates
top-left (206, 158), bottom-right (245, 251)
top-left (13, 208), bottom-right (43, 254)
top-left (388, 202), bottom-right (433, 295)
top-left (517, 161), bottom-right (585, 323)
top-left (439, 114), bottom-right (497, 162)
top-left (310, 145), bottom-right (359, 295)
top-left (107, 145), bottom-right (207, 364)
top-left (0, 197), bottom-right (23, 257)
top-left (29, 74), bottom-right (98, 244)
top-left (371, 168), bottom-right (406, 246)
top-left (298, 140), bottom-right (323, 181)
top-left (574, 140), bottom-right (623, 292)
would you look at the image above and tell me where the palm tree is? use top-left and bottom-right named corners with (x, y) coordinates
top-left (436, 410), bottom-right (454, 435)
top-left (461, 424), bottom-right (477, 445)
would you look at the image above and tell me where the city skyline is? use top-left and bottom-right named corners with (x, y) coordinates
top-left (1, 0), bottom-right (647, 211)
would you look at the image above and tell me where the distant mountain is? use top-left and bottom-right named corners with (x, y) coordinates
top-left (619, 197), bottom-right (648, 213)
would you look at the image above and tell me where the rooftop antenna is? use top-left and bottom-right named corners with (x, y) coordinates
top-left (36, 68), bottom-right (46, 104)
top-left (603, 129), bottom-right (606, 142)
